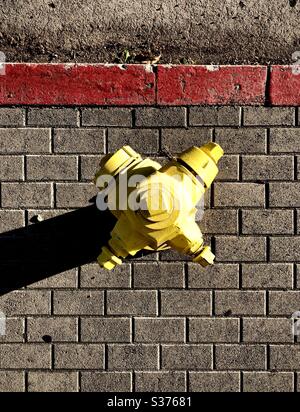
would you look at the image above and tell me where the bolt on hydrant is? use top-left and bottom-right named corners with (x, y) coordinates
top-left (94, 142), bottom-right (224, 270)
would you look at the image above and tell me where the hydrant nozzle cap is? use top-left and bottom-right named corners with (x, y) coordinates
top-left (96, 145), bottom-right (142, 179)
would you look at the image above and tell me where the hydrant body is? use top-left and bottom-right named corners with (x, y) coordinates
top-left (95, 142), bottom-right (223, 270)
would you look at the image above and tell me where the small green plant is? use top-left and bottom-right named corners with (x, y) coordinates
top-left (123, 49), bottom-right (131, 63)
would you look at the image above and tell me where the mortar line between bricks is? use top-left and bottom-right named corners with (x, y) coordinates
top-left (104, 128), bottom-right (108, 154)
top-left (132, 108), bottom-right (136, 128)
top-left (158, 127), bottom-right (162, 153)
top-left (51, 344), bottom-right (54, 370)
top-left (294, 372), bottom-right (298, 392)
top-left (211, 290), bottom-right (215, 316)
top-left (79, 125), bottom-right (135, 130)
top-left (240, 371), bottom-right (243, 392)
top-left (23, 317), bottom-right (28, 343)
top-left (5, 178), bottom-right (95, 184)
top-left (211, 127), bottom-right (216, 143)
top-left (293, 263), bottom-right (298, 289)
top-left (23, 154), bottom-right (27, 182)
top-left (12, 315), bottom-right (297, 319)
top-left (53, 182), bottom-right (57, 209)
top-left (51, 181), bottom-right (55, 210)
top-left (0, 367), bottom-right (289, 372)
top-left (186, 370), bottom-right (189, 392)
top-left (265, 289), bottom-right (269, 318)
top-left (185, 317), bottom-right (189, 344)
top-left (103, 289), bottom-right (107, 316)
top-left (239, 317), bottom-right (243, 343)
top-left (50, 127), bottom-right (55, 153)
top-left (77, 316), bottom-right (81, 343)
top-left (184, 262), bottom-right (188, 289)
top-left (0, 124), bottom-right (295, 130)
top-left (266, 128), bottom-right (270, 155)
top-left (185, 106), bottom-right (189, 128)
top-left (238, 207), bottom-right (243, 290)
top-left (238, 208), bottom-right (242, 236)
top-left (239, 106), bottom-right (243, 127)
top-left (130, 263), bottom-right (133, 288)
top-left (158, 344), bottom-right (162, 370)
top-left (266, 344), bottom-right (270, 371)
top-left (3, 338), bottom-right (226, 344)
top-left (0, 120), bottom-right (297, 129)
top-left (212, 344), bottom-right (216, 370)
top-left (4, 287), bottom-right (198, 292)
top-left (77, 371), bottom-right (80, 393)
top-left (78, 107), bottom-right (82, 127)
top-left (104, 343), bottom-right (108, 370)
top-left (50, 290), bottom-right (54, 315)
top-left (266, 236), bottom-right (270, 263)
top-left (24, 208), bottom-right (29, 228)
top-left (131, 317), bottom-right (134, 344)
top-left (210, 182), bottom-right (215, 209)
top-left (77, 155), bottom-right (81, 181)
top-left (238, 155), bottom-right (242, 181)
top-left (265, 182), bottom-right (270, 209)
top-left (24, 371), bottom-right (28, 392)
top-left (132, 125), bottom-right (199, 130)
top-left (24, 107), bottom-right (29, 126)
top-left (157, 290), bottom-right (161, 317)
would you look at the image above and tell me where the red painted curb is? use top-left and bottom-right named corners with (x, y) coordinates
top-left (0, 63), bottom-right (299, 106)
top-left (0, 64), bottom-right (156, 105)
top-left (157, 65), bottom-right (267, 105)
top-left (270, 66), bottom-right (300, 106)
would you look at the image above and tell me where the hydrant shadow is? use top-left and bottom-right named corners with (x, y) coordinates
top-left (0, 205), bottom-right (117, 295)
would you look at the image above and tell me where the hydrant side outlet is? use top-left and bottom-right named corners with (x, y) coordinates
top-left (95, 142), bottom-right (224, 270)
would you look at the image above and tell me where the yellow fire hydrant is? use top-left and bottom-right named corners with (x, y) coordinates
top-left (94, 142), bottom-right (223, 270)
